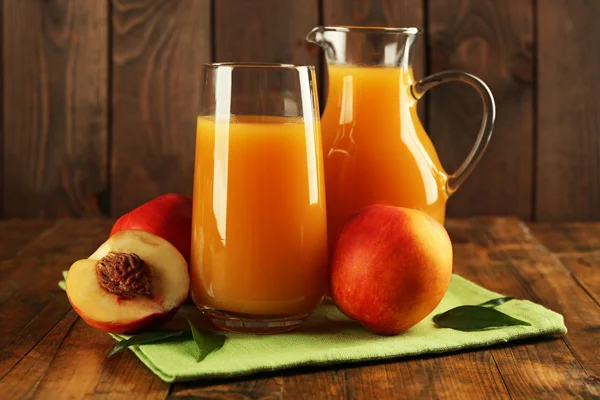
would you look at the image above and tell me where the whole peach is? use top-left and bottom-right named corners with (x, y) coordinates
top-left (110, 194), bottom-right (192, 263)
top-left (330, 205), bottom-right (453, 335)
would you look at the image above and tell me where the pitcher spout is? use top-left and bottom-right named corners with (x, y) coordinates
top-left (306, 25), bottom-right (422, 68)
top-left (306, 26), bottom-right (341, 65)
top-left (305, 26), bottom-right (324, 46)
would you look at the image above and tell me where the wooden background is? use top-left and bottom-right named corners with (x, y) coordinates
top-left (1, 0), bottom-right (598, 221)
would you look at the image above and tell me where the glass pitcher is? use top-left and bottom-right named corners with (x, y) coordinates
top-left (306, 26), bottom-right (495, 245)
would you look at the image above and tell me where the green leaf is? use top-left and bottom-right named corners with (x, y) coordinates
top-left (433, 305), bottom-right (531, 331)
top-left (58, 270), bottom-right (68, 291)
top-left (187, 318), bottom-right (226, 362)
top-left (107, 330), bottom-right (187, 358)
top-left (478, 296), bottom-right (515, 308)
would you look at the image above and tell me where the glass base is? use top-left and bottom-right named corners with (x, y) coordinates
top-left (201, 307), bottom-right (310, 334)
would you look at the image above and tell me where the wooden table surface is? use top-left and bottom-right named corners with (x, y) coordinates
top-left (0, 218), bottom-right (598, 399)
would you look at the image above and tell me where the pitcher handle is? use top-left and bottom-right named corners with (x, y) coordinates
top-left (411, 71), bottom-right (496, 195)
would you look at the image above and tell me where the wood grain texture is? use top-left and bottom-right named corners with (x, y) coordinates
top-left (0, 0), bottom-right (3, 218)
top-left (1, 310), bottom-right (169, 400)
top-left (172, 375), bottom-right (284, 399)
top-left (2, 0), bottom-right (108, 218)
top-left (0, 310), bottom-right (80, 398)
top-left (553, 255), bottom-right (600, 307)
top-left (214, 0), bottom-right (319, 65)
top-left (340, 353), bottom-right (509, 400)
top-left (0, 296), bottom-right (71, 380)
top-left (24, 317), bottom-right (169, 400)
top-left (478, 218), bottom-right (600, 380)
top-left (527, 222), bottom-right (600, 254)
top-left (428, 0), bottom-right (534, 219)
top-left (491, 338), bottom-right (598, 399)
top-left (0, 220), bottom-right (55, 261)
top-left (282, 369), bottom-right (347, 399)
top-left (536, 0), bottom-right (600, 220)
top-left (447, 218), bottom-right (600, 398)
top-left (111, 0), bottom-right (210, 216)
top-left (528, 222), bottom-right (600, 305)
top-left (0, 220), bottom-right (113, 378)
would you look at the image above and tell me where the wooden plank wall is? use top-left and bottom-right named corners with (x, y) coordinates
top-left (1, 0), bottom-right (599, 221)
top-left (3, 0), bottom-right (108, 217)
top-left (111, 0), bottom-right (210, 216)
top-left (536, 0), bottom-right (600, 220)
top-left (428, 0), bottom-right (534, 220)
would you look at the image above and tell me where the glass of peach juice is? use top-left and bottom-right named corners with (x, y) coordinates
top-left (190, 63), bottom-right (328, 334)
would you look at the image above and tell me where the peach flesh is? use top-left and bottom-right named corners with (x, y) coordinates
top-left (66, 230), bottom-right (189, 334)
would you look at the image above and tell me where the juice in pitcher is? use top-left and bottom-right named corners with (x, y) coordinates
top-left (321, 65), bottom-right (448, 244)
top-left (307, 26), bottom-right (495, 246)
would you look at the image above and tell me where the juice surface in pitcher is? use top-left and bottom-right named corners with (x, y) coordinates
top-left (321, 65), bottom-right (449, 244)
top-left (190, 115), bottom-right (328, 317)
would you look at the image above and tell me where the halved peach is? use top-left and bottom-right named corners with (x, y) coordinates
top-left (66, 230), bottom-right (189, 334)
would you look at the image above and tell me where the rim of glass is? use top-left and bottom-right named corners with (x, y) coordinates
top-left (203, 62), bottom-right (315, 70)
top-left (319, 25), bottom-right (422, 34)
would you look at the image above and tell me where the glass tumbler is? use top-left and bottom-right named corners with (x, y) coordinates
top-left (190, 63), bottom-right (328, 334)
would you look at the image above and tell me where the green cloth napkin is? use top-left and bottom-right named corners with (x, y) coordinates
top-left (60, 274), bottom-right (566, 382)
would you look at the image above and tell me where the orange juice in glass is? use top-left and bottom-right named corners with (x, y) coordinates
top-left (190, 63), bottom-right (328, 334)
